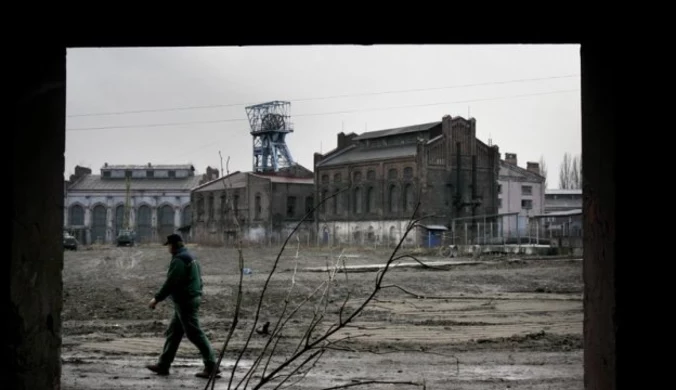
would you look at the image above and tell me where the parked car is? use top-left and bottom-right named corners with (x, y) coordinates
top-left (116, 229), bottom-right (136, 247)
top-left (63, 233), bottom-right (78, 251)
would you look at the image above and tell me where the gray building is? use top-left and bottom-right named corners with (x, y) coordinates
top-left (497, 153), bottom-right (546, 236)
top-left (64, 163), bottom-right (202, 245)
top-left (545, 189), bottom-right (582, 213)
top-left (190, 165), bottom-right (315, 245)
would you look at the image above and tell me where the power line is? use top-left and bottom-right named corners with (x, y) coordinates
top-left (66, 88), bottom-right (579, 132)
top-left (66, 74), bottom-right (580, 118)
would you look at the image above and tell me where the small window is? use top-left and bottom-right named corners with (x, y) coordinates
top-left (498, 198), bottom-right (503, 208)
top-left (334, 173), bottom-right (342, 183)
top-left (125, 170), bottom-right (132, 178)
top-left (388, 169), bottom-right (398, 180)
top-left (287, 196), bottom-right (297, 218)
top-left (498, 184), bottom-right (502, 194)
top-left (367, 170), bottom-right (376, 181)
top-left (321, 175), bottom-right (329, 184)
top-left (403, 167), bottom-right (413, 180)
top-left (255, 194), bottom-right (262, 219)
top-left (522, 185), bottom-right (532, 196)
top-left (233, 195), bottom-right (239, 216)
top-left (305, 196), bottom-right (314, 215)
top-left (168, 170), bottom-right (176, 178)
top-left (146, 170), bottom-right (154, 178)
top-left (103, 171), bottom-right (111, 178)
top-left (521, 199), bottom-right (533, 209)
top-left (353, 171), bottom-right (362, 183)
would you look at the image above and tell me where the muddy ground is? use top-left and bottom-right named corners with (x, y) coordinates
top-left (61, 244), bottom-right (583, 389)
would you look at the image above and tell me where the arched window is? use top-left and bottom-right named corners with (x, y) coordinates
top-left (388, 168), bottom-right (398, 180)
top-left (69, 204), bottom-right (85, 226)
top-left (389, 185), bottom-right (399, 213)
top-left (353, 187), bottom-right (362, 214)
top-left (404, 184), bottom-right (415, 212)
top-left (366, 187), bottom-right (375, 213)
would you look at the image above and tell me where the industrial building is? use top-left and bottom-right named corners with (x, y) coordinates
top-left (497, 153), bottom-right (546, 237)
top-left (64, 163), bottom-right (205, 244)
top-left (313, 115), bottom-right (500, 247)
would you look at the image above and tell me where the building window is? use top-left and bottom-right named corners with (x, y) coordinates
top-left (389, 185), bottom-right (399, 213)
top-left (367, 170), bottom-right (376, 181)
top-left (522, 185), bottom-right (532, 196)
top-left (334, 173), bottom-right (342, 183)
top-left (208, 194), bottom-right (215, 221)
top-left (445, 184), bottom-right (454, 206)
top-left (197, 196), bottom-right (205, 221)
top-left (521, 199), bottom-right (533, 209)
top-left (403, 167), bottom-right (413, 180)
top-left (287, 196), bottom-right (297, 218)
top-left (220, 194), bottom-right (226, 218)
top-left (147, 170), bottom-right (154, 178)
top-left (321, 189), bottom-right (329, 213)
top-left (321, 175), bottom-right (329, 184)
top-left (353, 171), bottom-right (362, 183)
top-left (498, 198), bottom-right (503, 208)
top-left (332, 189), bottom-right (339, 215)
top-left (498, 184), bottom-right (502, 194)
top-left (168, 170), bottom-right (176, 178)
top-left (69, 205), bottom-right (85, 226)
top-left (366, 187), bottom-right (375, 213)
top-left (125, 170), bottom-right (132, 178)
top-left (388, 168), bottom-right (398, 180)
top-left (404, 184), bottom-right (414, 212)
top-left (353, 187), bottom-right (362, 214)
top-left (305, 196), bottom-right (314, 216)
top-left (233, 194), bottom-right (239, 217)
top-left (255, 194), bottom-right (262, 219)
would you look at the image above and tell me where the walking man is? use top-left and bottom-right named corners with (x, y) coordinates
top-left (146, 233), bottom-right (220, 378)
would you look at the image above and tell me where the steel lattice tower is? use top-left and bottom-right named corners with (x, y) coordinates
top-left (246, 101), bottom-right (295, 173)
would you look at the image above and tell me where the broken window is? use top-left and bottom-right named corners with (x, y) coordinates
top-left (521, 185), bottom-right (532, 196)
top-left (388, 168), bottom-right (398, 180)
top-left (521, 199), bottom-right (533, 209)
top-left (287, 196), bottom-right (297, 218)
top-left (255, 194), bottom-right (262, 220)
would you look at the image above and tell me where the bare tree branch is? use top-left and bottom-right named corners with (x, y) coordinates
top-left (321, 380), bottom-right (424, 389)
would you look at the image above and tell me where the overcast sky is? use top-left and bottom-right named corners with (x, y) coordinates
top-left (66, 45), bottom-right (580, 188)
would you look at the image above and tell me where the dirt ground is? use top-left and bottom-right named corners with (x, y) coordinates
top-left (61, 244), bottom-right (583, 389)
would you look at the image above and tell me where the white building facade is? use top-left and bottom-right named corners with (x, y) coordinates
top-left (497, 153), bottom-right (546, 237)
top-left (64, 164), bottom-right (202, 245)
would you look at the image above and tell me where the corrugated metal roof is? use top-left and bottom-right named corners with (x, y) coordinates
top-left (102, 164), bottom-right (194, 170)
top-left (546, 189), bottom-right (582, 195)
top-left (317, 144), bottom-right (417, 167)
top-left (352, 121), bottom-right (441, 140)
top-left (67, 175), bottom-right (202, 191)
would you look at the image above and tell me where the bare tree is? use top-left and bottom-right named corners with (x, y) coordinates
top-left (202, 179), bottom-right (432, 389)
top-left (558, 152), bottom-right (582, 189)
top-left (538, 155), bottom-right (548, 189)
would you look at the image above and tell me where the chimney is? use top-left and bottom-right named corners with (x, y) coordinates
top-left (526, 162), bottom-right (540, 175)
top-left (337, 132), bottom-right (357, 150)
top-left (505, 153), bottom-right (517, 166)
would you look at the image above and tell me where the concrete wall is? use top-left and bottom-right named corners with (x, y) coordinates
top-left (10, 46), bottom-right (64, 389)
top-left (498, 177), bottom-right (545, 235)
top-left (317, 219), bottom-right (418, 247)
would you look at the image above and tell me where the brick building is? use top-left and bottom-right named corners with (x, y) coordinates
top-left (64, 163), bottom-right (202, 244)
top-left (313, 115), bottom-right (500, 247)
top-left (190, 165), bottom-right (315, 245)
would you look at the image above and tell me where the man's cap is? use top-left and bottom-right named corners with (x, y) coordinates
top-left (163, 233), bottom-right (183, 246)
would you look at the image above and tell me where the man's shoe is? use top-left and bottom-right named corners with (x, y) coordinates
top-left (195, 366), bottom-right (221, 379)
top-left (146, 364), bottom-right (170, 376)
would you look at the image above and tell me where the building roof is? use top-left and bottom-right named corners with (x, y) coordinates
top-left (67, 175), bottom-right (202, 192)
top-left (546, 189), bottom-right (582, 195)
top-left (193, 171), bottom-right (314, 193)
top-left (499, 160), bottom-right (545, 182)
top-left (250, 173), bottom-right (314, 185)
top-left (352, 121), bottom-right (441, 141)
top-left (316, 144), bottom-right (418, 167)
top-left (102, 164), bottom-right (194, 170)
top-left (532, 209), bottom-right (582, 218)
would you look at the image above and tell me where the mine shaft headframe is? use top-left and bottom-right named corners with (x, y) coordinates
top-left (245, 101), bottom-right (294, 135)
